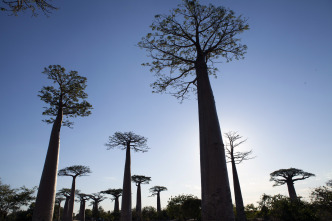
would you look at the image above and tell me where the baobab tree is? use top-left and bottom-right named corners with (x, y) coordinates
top-left (101, 188), bottom-right (122, 212)
top-left (58, 165), bottom-right (91, 221)
top-left (89, 193), bottom-right (106, 220)
top-left (33, 65), bottom-right (92, 221)
top-left (132, 175), bottom-right (151, 220)
top-left (77, 193), bottom-right (91, 221)
top-left (270, 168), bottom-right (315, 200)
top-left (138, 1), bottom-right (248, 219)
top-left (57, 188), bottom-right (79, 221)
top-left (105, 132), bottom-right (149, 221)
top-left (55, 196), bottom-right (65, 221)
top-left (224, 131), bottom-right (254, 221)
top-left (149, 186), bottom-right (167, 213)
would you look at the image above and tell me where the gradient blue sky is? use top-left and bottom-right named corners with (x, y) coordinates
top-left (1, 0), bottom-right (331, 214)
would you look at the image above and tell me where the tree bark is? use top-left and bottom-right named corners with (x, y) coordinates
top-left (79, 200), bottom-right (85, 221)
top-left (136, 183), bottom-right (142, 220)
top-left (114, 197), bottom-right (120, 212)
top-left (231, 158), bottom-right (246, 221)
top-left (196, 57), bottom-right (234, 221)
top-left (287, 181), bottom-right (297, 200)
top-left (32, 108), bottom-right (63, 221)
top-left (121, 146), bottom-right (132, 221)
top-left (57, 202), bottom-right (61, 221)
top-left (157, 192), bottom-right (161, 213)
top-left (63, 196), bottom-right (70, 221)
top-left (66, 176), bottom-right (76, 221)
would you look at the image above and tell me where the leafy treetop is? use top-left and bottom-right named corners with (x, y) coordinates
top-left (57, 188), bottom-right (80, 198)
top-left (38, 65), bottom-right (92, 127)
top-left (131, 175), bottom-right (152, 185)
top-left (105, 131), bottom-right (149, 152)
top-left (101, 189), bottom-right (123, 199)
top-left (0, 0), bottom-right (57, 16)
top-left (138, 0), bottom-right (249, 99)
top-left (58, 165), bottom-right (92, 178)
top-left (149, 186), bottom-right (167, 196)
top-left (270, 168), bottom-right (315, 186)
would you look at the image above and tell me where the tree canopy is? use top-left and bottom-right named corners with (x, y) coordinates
top-left (224, 131), bottom-right (254, 164)
top-left (58, 165), bottom-right (92, 178)
top-left (101, 189), bottom-right (122, 199)
top-left (105, 131), bottom-right (149, 152)
top-left (0, 0), bottom-right (57, 16)
top-left (270, 168), bottom-right (315, 186)
top-left (132, 175), bottom-right (151, 185)
top-left (149, 186), bottom-right (167, 196)
top-left (38, 65), bottom-right (92, 127)
top-left (138, 0), bottom-right (249, 99)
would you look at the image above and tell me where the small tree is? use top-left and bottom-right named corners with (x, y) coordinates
top-left (131, 175), bottom-right (151, 220)
top-left (58, 165), bottom-right (91, 221)
top-left (77, 193), bottom-right (91, 221)
top-left (89, 193), bottom-right (106, 221)
top-left (138, 1), bottom-right (249, 219)
top-left (0, 0), bottom-right (57, 16)
top-left (55, 197), bottom-right (65, 221)
top-left (150, 186), bottom-right (167, 213)
top-left (105, 132), bottom-right (148, 221)
top-left (101, 188), bottom-right (122, 212)
top-left (33, 65), bottom-right (92, 221)
top-left (270, 168), bottom-right (315, 200)
top-left (224, 131), bottom-right (254, 221)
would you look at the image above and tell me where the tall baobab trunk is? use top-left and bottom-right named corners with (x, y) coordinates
top-left (114, 197), bottom-right (120, 212)
top-left (66, 177), bottom-right (77, 221)
top-left (79, 200), bottom-right (86, 221)
top-left (196, 57), bottom-right (234, 221)
top-left (121, 146), bottom-right (132, 221)
top-left (286, 180), bottom-right (297, 200)
top-left (33, 108), bottom-right (63, 221)
top-left (231, 158), bottom-right (246, 221)
top-left (156, 192), bottom-right (161, 212)
top-left (136, 184), bottom-right (142, 220)
top-left (63, 196), bottom-right (70, 221)
top-left (57, 201), bottom-right (62, 221)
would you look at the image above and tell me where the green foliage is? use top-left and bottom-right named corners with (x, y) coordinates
top-left (166, 194), bottom-right (201, 220)
top-left (0, 179), bottom-right (36, 220)
top-left (310, 181), bottom-right (332, 220)
top-left (38, 65), bottom-right (92, 128)
top-left (141, 206), bottom-right (157, 221)
top-left (138, 0), bottom-right (249, 99)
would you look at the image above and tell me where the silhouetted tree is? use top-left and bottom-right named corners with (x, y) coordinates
top-left (77, 193), bottom-right (91, 221)
top-left (89, 193), bottom-right (106, 220)
top-left (55, 197), bottom-right (65, 221)
top-left (138, 1), bottom-right (248, 219)
top-left (57, 188), bottom-right (79, 221)
top-left (224, 131), bottom-right (254, 221)
top-left (105, 132), bottom-right (148, 221)
top-left (33, 65), bottom-right (92, 221)
top-left (131, 175), bottom-right (151, 220)
top-left (0, 0), bottom-right (57, 16)
top-left (270, 168), bottom-right (315, 200)
top-left (58, 165), bottom-right (91, 221)
top-left (150, 186), bottom-right (167, 213)
top-left (101, 188), bottom-right (122, 212)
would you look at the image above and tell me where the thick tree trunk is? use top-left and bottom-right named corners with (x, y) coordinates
top-left (66, 177), bottom-right (76, 221)
top-left (93, 202), bottom-right (99, 220)
top-left (157, 192), bottom-right (161, 213)
top-left (114, 197), bottom-right (120, 212)
top-left (63, 197), bottom-right (70, 221)
top-left (136, 183), bottom-right (142, 220)
top-left (196, 57), bottom-right (234, 221)
top-left (287, 181), bottom-right (297, 200)
top-left (79, 200), bottom-right (85, 221)
top-left (121, 146), bottom-right (132, 221)
top-left (231, 159), bottom-right (246, 221)
top-left (32, 109), bottom-right (63, 221)
top-left (57, 202), bottom-right (61, 221)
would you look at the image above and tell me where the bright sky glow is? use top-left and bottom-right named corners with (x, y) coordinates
top-left (0, 0), bottom-right (331, 215)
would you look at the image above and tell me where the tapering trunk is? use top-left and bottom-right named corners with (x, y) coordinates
top-left (231, 158), bottom-right (246, 221)
top-left (156, 192), bottom-right (161, 213)
top-left (66, 177), bottom-right (76, 221)
top-left (57, 202), bottom-right (61, 221)
top-left (114, 197), bottom-right (120, 212)
top-left (121, 146), bottom-right (132, 221)
top-left (33, 108), bottom-right (63, 221)
top-left (196, 57), bottom-right (234, 221)
top-left (287, 181), bottom-right (297, 200)
top-left (79, 200), bottom-right (86, 221)
top-left (63, 197), bottom-right (70, 221)
top-left (136, 184), bottom-right (142, 220)
top-left (93, 201), bottom-right (99, 219)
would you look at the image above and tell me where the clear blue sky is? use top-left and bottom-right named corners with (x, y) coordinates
top-left (1, 0), bottom-right (331, 214)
